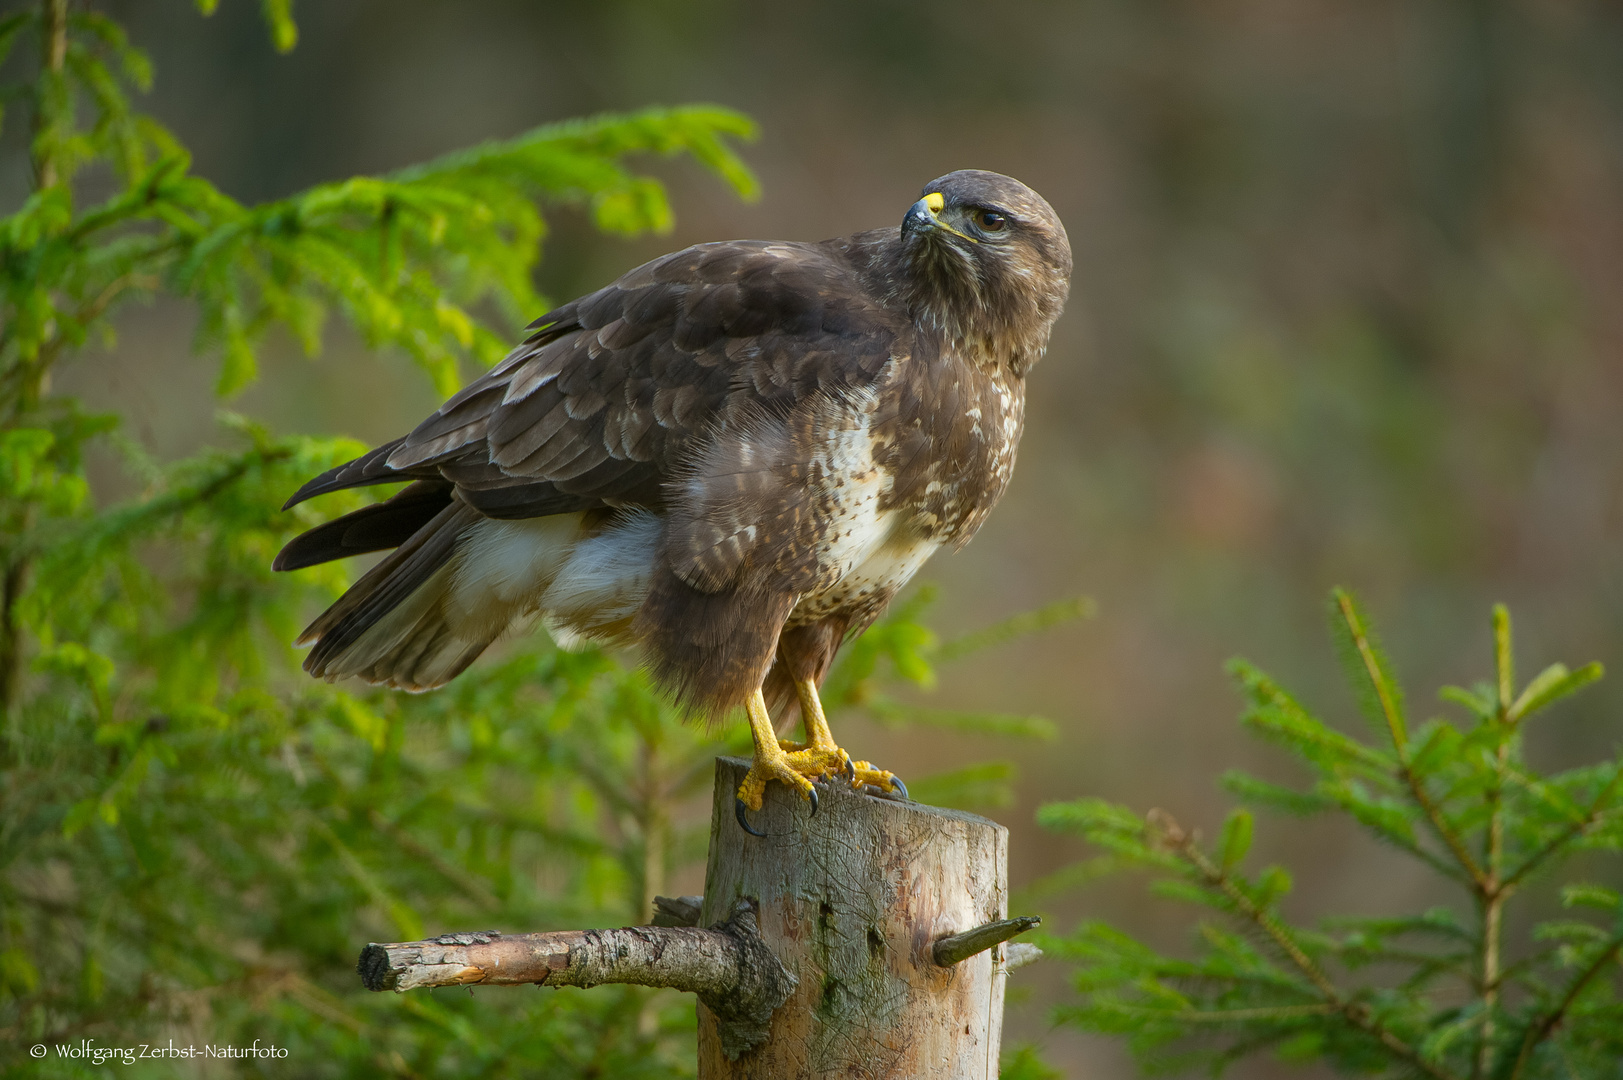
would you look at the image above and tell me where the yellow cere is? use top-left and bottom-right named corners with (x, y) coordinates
top-left (924, 192), bottom-right (945, 214)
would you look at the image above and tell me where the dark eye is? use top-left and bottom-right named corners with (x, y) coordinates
top-left (975, 209), bottom-right (1008, 233)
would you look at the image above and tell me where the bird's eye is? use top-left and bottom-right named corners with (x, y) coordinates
top-left (975, 209), bottom-right (1008, 233)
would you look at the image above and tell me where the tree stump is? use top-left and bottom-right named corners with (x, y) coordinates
top-left (358, 756), bottom-right (1035, 1074)
top-left (698, 756), bottom-right (1010, 1079)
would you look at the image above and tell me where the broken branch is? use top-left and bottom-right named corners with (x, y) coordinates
top-left (357, 898), bottom-right (796, 1058)
top-left (932, 915), bottom-right (1041, 967)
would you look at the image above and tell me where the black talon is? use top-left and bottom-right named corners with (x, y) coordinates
top-left (845, 758), bottom-right (857, 784)
top-left (735, 797), bottom-right (767, 837)
top-left (889, 775), bottom-right (909, 801)
top-left (807, 785), bottom-right (819, 817)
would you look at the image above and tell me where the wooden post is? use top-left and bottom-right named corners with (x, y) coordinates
top-left (698, 757), bottom-right (1011, 1079)
top-left (358, 757), bottom-right (1037, 1075)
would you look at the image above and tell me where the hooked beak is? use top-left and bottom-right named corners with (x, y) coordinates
top-left (901, 191), bottom-right (976, 243)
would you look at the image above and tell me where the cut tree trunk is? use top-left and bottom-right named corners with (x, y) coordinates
top-left (358, 757), bottom-right (1035, 1078)
top-left (698, 756), bottom-right (1012, 1079)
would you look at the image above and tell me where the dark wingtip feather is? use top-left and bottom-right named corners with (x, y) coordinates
top-left (275, 482), bottom-right (454, 572)
top-left (282, 438), bottom-right (410, 511)
top-left (282, 481), bottom-right (322, 512)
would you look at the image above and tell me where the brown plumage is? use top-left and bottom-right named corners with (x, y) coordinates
top-left (276, 170), bottom-right (1071, 731)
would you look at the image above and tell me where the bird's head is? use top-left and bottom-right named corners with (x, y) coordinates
top-left (898, 170), bottom-right (1071, 372)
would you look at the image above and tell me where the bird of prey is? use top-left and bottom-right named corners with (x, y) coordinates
top-left (274, 170), bottom-right (1071, 831)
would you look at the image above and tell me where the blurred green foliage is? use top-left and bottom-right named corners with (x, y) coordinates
top-left (1040, 592), bottom-right (1623, 1078)
top-left (0, 4), bottom-right (1079, 1075)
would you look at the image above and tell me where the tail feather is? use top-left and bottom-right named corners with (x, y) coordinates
top-left (290, 482), bottom-right (676, 695)
top-left (300, 502), bottom-right (487, 688)
top-left (334, 570), bottom-right (499, 691)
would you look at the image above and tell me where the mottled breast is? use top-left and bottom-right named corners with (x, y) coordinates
top-left (787, 339), bottom-right (1026, 628)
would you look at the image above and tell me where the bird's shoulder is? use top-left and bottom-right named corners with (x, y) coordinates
top-left (504, 232), bottom-right (909, 390)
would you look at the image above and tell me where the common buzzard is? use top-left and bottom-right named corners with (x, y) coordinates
top-left (275, 170), bottom-right (1071, 831)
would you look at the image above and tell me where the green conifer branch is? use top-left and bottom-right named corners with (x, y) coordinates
top-left (1335, 589), bottom-right (1488, 889)
top-left (32, 0), bottom-right (67, 192)
top-left (1047, 594), bottom-right (1620, 1077)
top-left (1476, 605), bottom-right (1516, 1079)
top-left (1505, 934), bottom-right (1623, 1080)
top-left (1499, 764), bottom-right (1623, 893)
top-left (1149, 809), bottom-right (1464, 1080)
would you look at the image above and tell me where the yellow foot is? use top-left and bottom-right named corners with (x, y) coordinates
top-left (734, 683), bottom-right (908, 835)
top-left (736, 746), bottom-right (838, 836)
top-left (777, 739), bottom-right (852, 780)
top-left (851, 761), bottom-right (909, 800)
top-left (735, 748), bottom-right (818, 813)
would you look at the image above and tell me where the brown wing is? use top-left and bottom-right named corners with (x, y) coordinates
top-left (286, 239), bottom-right (907, 527)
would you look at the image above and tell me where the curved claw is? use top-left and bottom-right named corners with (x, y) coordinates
top-left (845, 757), bottom-right (857, 784)
top-left (851, 761), bottom-right (908, 800)
top-left (807, 785), bottom-right (819, 817)
top-left (735, 797), bottom-right (767, 837)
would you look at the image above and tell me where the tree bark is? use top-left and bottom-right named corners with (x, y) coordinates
top-left (698, 756), bottom-right (1013, 1079)
top-left (358, 898), bottom-right (796, 1057)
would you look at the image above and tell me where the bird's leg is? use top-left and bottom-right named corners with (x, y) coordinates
top-left (791, 677), bottom-right (906, 798)
top-left (736, 689), bottom-right (820, 823)
top-left (781, 677), bottom-right (851, 780)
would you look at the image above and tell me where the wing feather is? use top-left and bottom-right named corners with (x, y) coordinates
top-left (489, 391), bottom-right (572, 467)
top-left (283, 438), bottom-right (426, 509)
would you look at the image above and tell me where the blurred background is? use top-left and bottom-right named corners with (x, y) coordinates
top-left (20, 0), bottom-right (1623, 1074)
